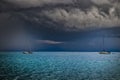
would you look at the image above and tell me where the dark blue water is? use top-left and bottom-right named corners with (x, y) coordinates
top-left (0, 52), bottom-right (120, 80)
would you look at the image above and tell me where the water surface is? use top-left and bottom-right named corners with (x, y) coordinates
top-left (0, 52), bottom-right (120, 80)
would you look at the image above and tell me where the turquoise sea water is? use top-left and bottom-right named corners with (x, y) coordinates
top-left (0, 52), bottom-right (120, 80)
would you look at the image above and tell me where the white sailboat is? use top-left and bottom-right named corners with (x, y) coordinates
top-left (23, 51), bottom-right (32, 54)
top-left (99, 35), bottom-right (111, 54)
top-left (23, 39), bottom-right (32, 54)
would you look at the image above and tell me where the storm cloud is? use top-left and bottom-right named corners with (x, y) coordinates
top-left (4, 0), bottom-right (72, 8)
top-left (0, 0), bottom-right (120, 51)
top-left (42, 7), bottom-right (120, 30)
top-left (0, 0), bottom-right (119, 31)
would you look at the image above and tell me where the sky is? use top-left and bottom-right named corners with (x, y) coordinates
top-left (0, 0), bottom-right (120, 51)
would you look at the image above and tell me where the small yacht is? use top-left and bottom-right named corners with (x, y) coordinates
top-left (23, 51), bottom-right (32, 54)
top-left (99, 51), bottom-right (111, 54)
top-left (99, 35), bottom-right (111, 54)
top-left (23, 40), bottom-right (32, 54)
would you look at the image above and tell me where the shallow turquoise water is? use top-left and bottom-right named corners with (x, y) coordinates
top-left (0, 52), bottom-right (120, 80)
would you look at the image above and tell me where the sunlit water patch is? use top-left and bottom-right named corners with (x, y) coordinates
top-left (0, 52), bottom-right (120, 80)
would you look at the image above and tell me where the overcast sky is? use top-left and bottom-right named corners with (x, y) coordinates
top-left (0, 0), bottom-right (120, 51)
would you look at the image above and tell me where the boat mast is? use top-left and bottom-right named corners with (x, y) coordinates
top-left (102, 35), bottom-right (105, 51)
top-left (26, 38), bottom-right (31, 52)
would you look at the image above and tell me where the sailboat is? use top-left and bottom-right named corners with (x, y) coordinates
top-left (23, 51), bottom-right (32, 54)
top-left (23, 39), bottom-right (32, 54)
top-left (99, 35), bottom-right (111, 54)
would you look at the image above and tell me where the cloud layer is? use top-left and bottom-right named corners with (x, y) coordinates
top-left (0, 0), bottom-right (120, 50)
top-left (42, 7), bottom-right (120, 30)
top-left (1, 0), bottom-right (120, 31)
top-left (36, 40), bottom-right (64, 44)
top-left (4, 0), bottom-right (72, 8)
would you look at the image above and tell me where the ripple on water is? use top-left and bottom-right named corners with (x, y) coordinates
top-left (0, 52), bottom-right (120, 80)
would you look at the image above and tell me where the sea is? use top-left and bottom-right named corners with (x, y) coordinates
top-left (0, 52), bottom-right (120, 80)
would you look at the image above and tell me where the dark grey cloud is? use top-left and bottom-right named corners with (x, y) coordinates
top-left (0, 0), bottom-right (119, 32)
top-left (4, 0), bottom-right (72, 8)
top-left (36, 40), bottom-right (64, 44)
top-left (0, 0), bottom-right (120, 51)
top-left (41, 7), bottom-right (120, 30)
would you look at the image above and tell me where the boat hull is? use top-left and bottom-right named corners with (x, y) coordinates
top-left (99, 51), bottom-right (111, 54)
top-left (23, 51), bottom-right (32, 54)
